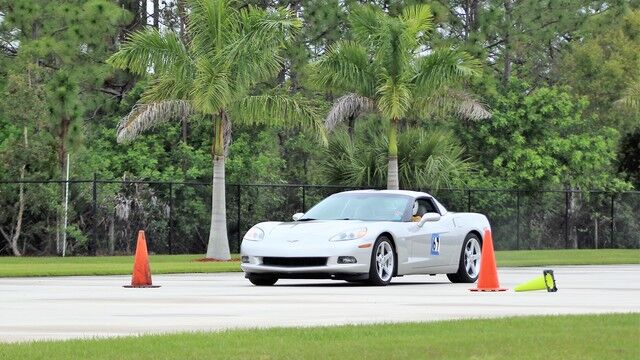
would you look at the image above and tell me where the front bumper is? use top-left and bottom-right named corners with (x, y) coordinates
top-left (240, 239), bottom-right (373, 278)
top-left (241, 265), bottom-right (370, 281)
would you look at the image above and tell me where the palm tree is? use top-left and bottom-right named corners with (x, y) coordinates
top-left (616, 80), bottom-right (640, 111)
top-left (322, 127), bottom-right (473, 190)
top-left (108, 0), bottom-right (323, 260)
top-left (312, 4), bottom-right (489, 190)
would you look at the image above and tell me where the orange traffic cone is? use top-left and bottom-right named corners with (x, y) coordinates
top-left (123, 230), bottom-right (160, 288)
top-left (470, 228), bottom-right (507, 292)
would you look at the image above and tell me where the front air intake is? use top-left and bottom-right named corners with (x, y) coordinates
top-left (262, 257), bottom-right (328, 267)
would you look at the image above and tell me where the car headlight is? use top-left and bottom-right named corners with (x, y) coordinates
top-left (329, 227), bottom-right (368, 241)
top-left (243, 226), bottom-right (265, 241)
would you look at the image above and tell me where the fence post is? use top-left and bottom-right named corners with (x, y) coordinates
top-left (516, 190), bottom-right (520, 250)
top-left (168, 182), bottom-right (174, 254)
top-left (610, 193), bottom-right (615, 248)
top-left (564, 190), bottom-right (569, 249)
top-left (91, 173), bottom-right (97, 256)
top-left (302, 185), bottom-right (306, 212)
top-left (467, 189), bottom-right (471, 212)
top-left (236, 184), bottom-right (241, 253)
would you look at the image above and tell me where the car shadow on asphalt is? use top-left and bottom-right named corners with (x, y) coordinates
top-left (275, 281), bottom-right (451, 287)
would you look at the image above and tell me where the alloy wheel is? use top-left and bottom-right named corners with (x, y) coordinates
top-left (464, 237), bottom-right (481, 278)
top-left (375, 241), bottom-right (394, 281)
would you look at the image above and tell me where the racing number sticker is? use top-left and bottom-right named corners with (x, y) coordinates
top-left (431, 233), bottom-right (440, 256)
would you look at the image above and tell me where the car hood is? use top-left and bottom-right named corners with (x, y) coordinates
top-left (264, 220), bottom-right (367, 242)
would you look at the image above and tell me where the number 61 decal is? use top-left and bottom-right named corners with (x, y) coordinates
top-left (431, 233), bottom-right (440, 256)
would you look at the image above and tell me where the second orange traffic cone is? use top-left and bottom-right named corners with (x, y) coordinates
top-left (124, 230), bottom-right (160, 288)
top-left (470, 228), bottom-right (507, 292)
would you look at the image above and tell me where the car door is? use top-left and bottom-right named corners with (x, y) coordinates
top-left (407, 198), bottom-right (451, 269)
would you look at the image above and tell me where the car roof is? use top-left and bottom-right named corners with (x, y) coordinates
top-left (335, 189), bottom-right (448, 214)
top-left (337, 189), bottom-right (432, 198)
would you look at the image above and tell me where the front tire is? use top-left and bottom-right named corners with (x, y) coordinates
top-left (447, 233), bottom-right (481, 283)
top-left (367, 236), bottom-right (395, 286)
top-left (247, 274), bottom-right (278, 286)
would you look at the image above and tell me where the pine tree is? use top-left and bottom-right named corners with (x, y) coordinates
top-left (1, 0), bottom-right (129, 254)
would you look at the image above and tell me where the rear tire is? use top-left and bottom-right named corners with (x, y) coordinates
top-left (447, 233), bottom-right (482, 283)
top-left (247, 274), bottom-right (278, 286)
top-left (367, 236), bottom-right (395, 286)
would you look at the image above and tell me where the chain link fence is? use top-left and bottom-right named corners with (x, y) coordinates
top-left (0, 179), bottom-right (638, 256)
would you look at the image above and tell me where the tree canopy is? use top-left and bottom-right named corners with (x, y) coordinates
top-left (0, 0), bottom-right (638, 256)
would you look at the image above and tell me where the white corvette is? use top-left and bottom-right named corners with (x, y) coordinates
top-left (240, 190), bottom-right (490, 286)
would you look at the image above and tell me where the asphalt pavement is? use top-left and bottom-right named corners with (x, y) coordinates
top-left (0, 265), bottom-right (638, 342)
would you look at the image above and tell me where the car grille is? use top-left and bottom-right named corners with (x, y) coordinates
top-left (262, 257), bottom-right (328, 267)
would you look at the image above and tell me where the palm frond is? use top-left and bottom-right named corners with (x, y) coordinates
top-left (116, 100), bottom-right (193, 143)
top-left (376, 76), bottom-right (413, 120)
top-left (232, 93), bottom-right (327, 145)
top-left (187, 0), bottom-right (238, 57)
top-left (320, 131), bottom-right (361, 186)
top-left (312, 40), bottom-right (376, 96)
top-left (325, 93), bottom-right (376, 131)
top-left (320, 130), bottom-right (386, 187)
top-left (321, 127), bottom-right (473, 189)
top-left (401, 4), bottom-right (434, 35)
top-left (457, 95), bottom-right (492, 120)
top-left (414, 88), bottom-right (491, 120)
top-left (348, 5), bottom-right (385, 47)
top-left (107, 28), bottom-right (191, 76)
top-left (615, 81), bottom-right (640, 111)
top-left (412, 49), bottom-right (482, 95)
top-left (226, 7), bottom-right (299, 87)
top-left (400, 4), bottom-right (434, 48)
top-left (240, 6), bottom-right (301, 37)
top-left (191, 58), bottom-right (232, 115)
top-left (374, 20), bottom-right (411, 82)
top-left (140, 74), bottom-right (193, 103)
top-left (399, 129), bottom-right (473, 189)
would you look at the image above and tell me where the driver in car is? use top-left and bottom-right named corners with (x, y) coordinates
top-left (412, 201), bottom-right (422, 222)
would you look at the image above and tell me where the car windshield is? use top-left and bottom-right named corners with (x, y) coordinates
top-left (300, 193), bottom-right (411, 222)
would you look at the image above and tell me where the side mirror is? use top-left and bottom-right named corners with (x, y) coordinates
top-left (418, 212), bottom-right (441, 227)
top-left (292, 213), bottom-right (304, 221)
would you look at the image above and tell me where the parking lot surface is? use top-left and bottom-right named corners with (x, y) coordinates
top-left (1, 265), bottom-right (638, 342)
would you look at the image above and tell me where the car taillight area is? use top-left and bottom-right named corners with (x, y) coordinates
top-left (262, 257), bottom-right (328, 267)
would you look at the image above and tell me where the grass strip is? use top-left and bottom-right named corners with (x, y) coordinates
top-left (0, 249), bottom-right (637, 277)
top-left (496, 249), bottom-right (640, 267)
top-left (1, 314), bottom-right (638, 359)
top-left (0, 254), bottom-right (241, 277)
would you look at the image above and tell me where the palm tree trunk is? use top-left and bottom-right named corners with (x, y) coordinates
top-left (206, 113), bottom-right (231, 260)
top-left (387, 117), bottom-right (399, 190)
